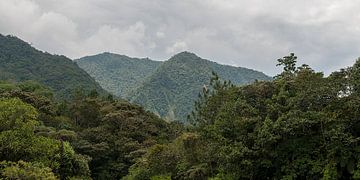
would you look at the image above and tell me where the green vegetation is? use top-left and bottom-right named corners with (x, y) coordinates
top-left (0, 97), bottom-right (90, 179)
top-left (124, 54), bottom-right (360, 179)
top-left (77, 51), bottom-right (270, 121)
top-left (2, 34), bottom-right (360, 179)
top-left (129, 52), bottom-right (271, 121)
top-left (76, 52), bottom-right (161, 98)
top-left (0, 161), bottom-right (57, 180)
top-left (0, 34), bottom-right (105, 99)
top-left (0, 80), bottom-right (181, 179)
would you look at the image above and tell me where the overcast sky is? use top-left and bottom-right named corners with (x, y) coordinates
top-left (1, 0), bottom-right (360, 75)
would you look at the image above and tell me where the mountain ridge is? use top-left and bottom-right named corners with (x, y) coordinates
top-left (76, 52), bottom-right (161, 97)
top-left (77, 51), bottom-right (271, 121)
top-left (0, 34), bottom-right (106, 98)
top-left (129, 51), bottom-right (271, 121)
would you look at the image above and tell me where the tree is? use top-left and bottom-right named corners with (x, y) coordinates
top-left (0, 98), bottom-right (91, 179)
top-left (0, 97), bottom-right (38, 131)
top-left (188, 71), bottom-right (234, 127)
top-left (175, 54), bottom-right (360, 179)
top-left (0, 161), bottom-right (57, 180)
top-left (276, 53), bottom-right (297, 78)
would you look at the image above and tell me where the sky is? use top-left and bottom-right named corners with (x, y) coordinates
top-left (1, 0), bottom-right (360, 75)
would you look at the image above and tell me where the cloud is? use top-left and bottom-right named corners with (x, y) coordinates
top-left (166, 41), bottom-right (188, 54)
top-left (0, 0), bottom-right (40, 35)
top-left (78, 22), bottom-right (154, 57)
top-left (1, 0), bottom-right (360, 75)
top-left (0, 0), bottom-right (78, 55)
top-left (156, 31), bottom-right (165, 39)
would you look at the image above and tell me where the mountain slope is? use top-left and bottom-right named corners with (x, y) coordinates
top-left (76, 52), bottom-right (161, 97)
top-left (129, 52), bottom-right (271, 121)
top-left (0, 34), bottom-right (105, 98)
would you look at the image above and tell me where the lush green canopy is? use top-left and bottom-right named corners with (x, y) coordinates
top-left (125, 55), bottom-right (360, 180)
top-left (3, 52), bottom-right (360, 179)
top-left (77, 51), bottom-right (271, 122)
top-left (0, 80), bottom-right (181, 179)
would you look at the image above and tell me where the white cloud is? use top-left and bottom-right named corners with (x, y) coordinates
top-left (166, 41), bottom-right (188, 54)
top-left (156, 31), bottom-right (165, 38)
top-left (1, 0), bottom-right (360, 75)
top-left (78, 22), bottom-right (149, 58)
top-left (29, 12), bottom-right (79, 55)
top-left (0, 0), bottom-right (40, 36)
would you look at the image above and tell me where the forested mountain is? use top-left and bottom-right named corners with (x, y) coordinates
top-left (76, 53), bottom-right (161, 97)
top-left (77, 51), bottom-right (271, 121)
top-left (129, 52), bottom-right (271, 121)
top-left (3, 52), bottom-right (360, 179)
top-left (0, 34), bottom-right (105, 98)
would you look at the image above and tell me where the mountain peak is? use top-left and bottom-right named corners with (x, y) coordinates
top-left (76, 52), bottom-right (161, 97)
top-left (168, 51), bottom-right (204, 64)
top-left (172, 51), bottom-right (201, 58)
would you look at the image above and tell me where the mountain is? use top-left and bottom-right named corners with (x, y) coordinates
top-left (0, 34), bottom-right (105, 98)
top-left (76, 52), bottom-right (161, 97)
top-left (76, 51), bottom-right (271, 121)
top-left (128, 52), bottom-right (271, 121)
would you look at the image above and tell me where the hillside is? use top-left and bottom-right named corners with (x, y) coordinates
top-left (125, 55), bottom-right (360, 180)
top-left (76, 52), bottom-right (161, 97)
top-left (0, 34), bottom-right (105, 98)
top-left (129, 52), bottom-right (271, 121)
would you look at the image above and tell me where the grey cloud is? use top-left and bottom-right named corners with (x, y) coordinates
top-left (1, 0), bottom-right (360, 75)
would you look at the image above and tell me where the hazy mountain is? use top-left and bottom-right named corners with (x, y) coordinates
top-left (129, 52), bottom-right (271, 121)
top-left (76, 52), bottom-right (161, 97)
top-left (0, 34), bottom-right (105, 98)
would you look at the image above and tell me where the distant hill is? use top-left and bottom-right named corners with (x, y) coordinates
top-left (76, 52), bottom-right (161, 97)
top-left (0, 34), bottom-right (105, 98)
top-left (129, 52), bottom-right (271, 121)
top-left (78, 51), bottom-right (271, 121)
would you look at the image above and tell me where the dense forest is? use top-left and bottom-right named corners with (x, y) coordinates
top-left (129, 52), bottom-right (271, 122)
top-left (124, 54), bottom-right (360, 179)
top-left (76, 53), bottom-right (161, 98)
top-left (0, 34), bottom-right (105, 98)
top-left (0, 80), bottom-right (182, 179)
top-left (2, 52), bottom-right (360, 179)
top-left (77, 51), bottom-right (270, 121)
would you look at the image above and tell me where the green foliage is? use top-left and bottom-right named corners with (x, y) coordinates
top-left (150, 175), bottom-right (171, 180)
top-left (0, 34), bottom-right (105, 99)
top-left (0, 160), bottom-right (57, 180)
top-left (0, 81), bottom-right (66, 128)
top-left (277, 52), bottom-right (297, 76)
top-left (129, 51), bottom-right (271, 122)
top-left (191, 54), bottom-right (360, 179)
top-left (0, 81), bottom-right (20, 93)
top-left (0, 71), bottom-right (182, 179)
top-left (125, 133), bottom-right (210, 179)
top-left (69, 98), bottom-right (101, 128)
top-left (72, 99), bottom-right (179, 179)
top-left (0, 97), bottom-right (38, 131)
top-left (76, 51), bottom-right (270, 122)
top-left (0, 97), bottom-right (91, 179)
top-left (7, 45), bottom-right (360, 180)
top-left (126, 54), bottom-right (360, 179)
top-left (76, 52), bottom-right (161, 98)
top-left (18, 81), bottom-right (54, 98)
top-left (188, 71), bottom-right (235, 127)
